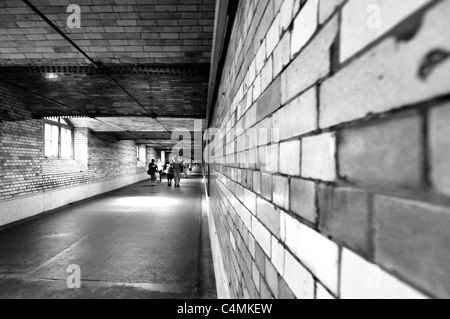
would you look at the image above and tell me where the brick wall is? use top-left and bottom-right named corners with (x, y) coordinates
top-left (0, 83), bottom-right (148, 203)
top-left (0, 84), bottom-right (43, 200)
top-left (208, 0), bottom-right (450, 299)
top-left (146, 146), bottom-right (158, 164)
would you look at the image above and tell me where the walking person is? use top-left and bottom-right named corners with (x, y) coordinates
top-left (157, 159), bottom-right (164, 183)
top-left (165, 160), bottom-right (174, 187)
top-left (147, 159), bottom-right (158, 187)
top-left (173, 155), bottom-right (183, 188)
top-left (183, 162), bottom-right (189, 179)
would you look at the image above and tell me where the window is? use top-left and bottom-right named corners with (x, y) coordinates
top-left (137, 145), bottom-right (146, 162)
top-left (44, 118), bottom-right (74, 158)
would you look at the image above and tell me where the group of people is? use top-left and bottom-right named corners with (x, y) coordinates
top-left (147, 157), bottom-right (192, 188)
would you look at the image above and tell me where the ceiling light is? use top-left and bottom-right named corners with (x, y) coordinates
top-left (45, 73), bottom-right (58, 80)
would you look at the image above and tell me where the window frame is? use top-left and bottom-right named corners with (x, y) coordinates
top-left (44, 118), bottom-right (74, 159)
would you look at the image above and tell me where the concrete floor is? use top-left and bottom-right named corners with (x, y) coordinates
top-left (0, 175), bottom-right (216, 299)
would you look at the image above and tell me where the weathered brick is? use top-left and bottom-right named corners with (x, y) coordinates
top-left (290, 178), bottom-right (316, 223)
top-left (260, 173), bottom-right (273, 201)
top-left (321, 0), bottom-right (450, 128)
top-left (429, 102), bottom-right (450, 197)
top-left (281, 15), bottom-right (338, 104)
top-left (338, 113), bottom-right (423, 189)
top-left (340, 0), bottom-right (433, 62)
top-left (318, 186), bottom-right (370, 255)
top-left (256, 77), bottom-right (281, 122)
top-left (374, 195), bottom-right (450, 298)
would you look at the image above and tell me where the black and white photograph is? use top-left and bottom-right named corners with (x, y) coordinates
top-left (0, 0), bottom-right (449, 304)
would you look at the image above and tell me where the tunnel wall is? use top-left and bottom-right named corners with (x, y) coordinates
top-left (208, 0), bottom-right (450, 299)
top-left (0, 83), bottom-right (150, 226)
top-left (146, 147), bottom-right (158, 163)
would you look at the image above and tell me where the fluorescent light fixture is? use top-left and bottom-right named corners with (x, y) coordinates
top-left (45, 73), bottom-right (58, 80)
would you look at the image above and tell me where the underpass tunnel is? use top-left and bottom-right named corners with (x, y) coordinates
top-left (1, 0), bottom-right (450, 300)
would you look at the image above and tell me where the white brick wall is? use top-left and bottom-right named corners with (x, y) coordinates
top-left (261, 56), bottom-right (273, 92)
top-left (271, 238), bottom-right (285, 276)
top-left (244, 188), bottom-right (257, 213)
top-left (301, 133), bottom-right (336, 181)
top-left (279, 140), bottom-right (301, 176)
top-left (281, 16), bottom-right (338, 105)
top-left (256, 40), bottom-right (267, 74)
top-left (279, 0), bottom-right (296, 33)
top-left (256, 197), bottom-right (281, 238)
top-left (273, 86), bottom-right (317, 140)
top-left (261, 144), bottom-right (279, 173)
top-left (341, 249), bottom-right (429, 299)
top-left (273, 175), bottom-right (290, 210)
top-left (284, 214), bottom-right (339, 293)
top-left (238, 202), bottom-right (252, 232)
top-left (340, 0), bottom-right (432, 62)
top-left (291, 0), bottom-right (319, 57)
top-left (321, 0), bottom-right (450, 128)
top-left (266, 15), bottom-right (280, 57)
top-left (253, 73), bottom-right (262, 102)
top-left (252, 216), bottom-right (272, 257)
top-left (284, 250), bottom-right (315, 299)
top-left (209, 0), bottom-right (449, 300)
top-left (273, 32), bottom-right (290, 77)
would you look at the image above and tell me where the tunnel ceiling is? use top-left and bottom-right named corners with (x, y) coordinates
top-left (68, 117), bottom-right (205, 151)
top-left (0, 0), bottom-right (215, 148)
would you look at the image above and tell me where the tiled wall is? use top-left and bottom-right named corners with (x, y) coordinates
top-left (208, 0), bottom-right (450, 299)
